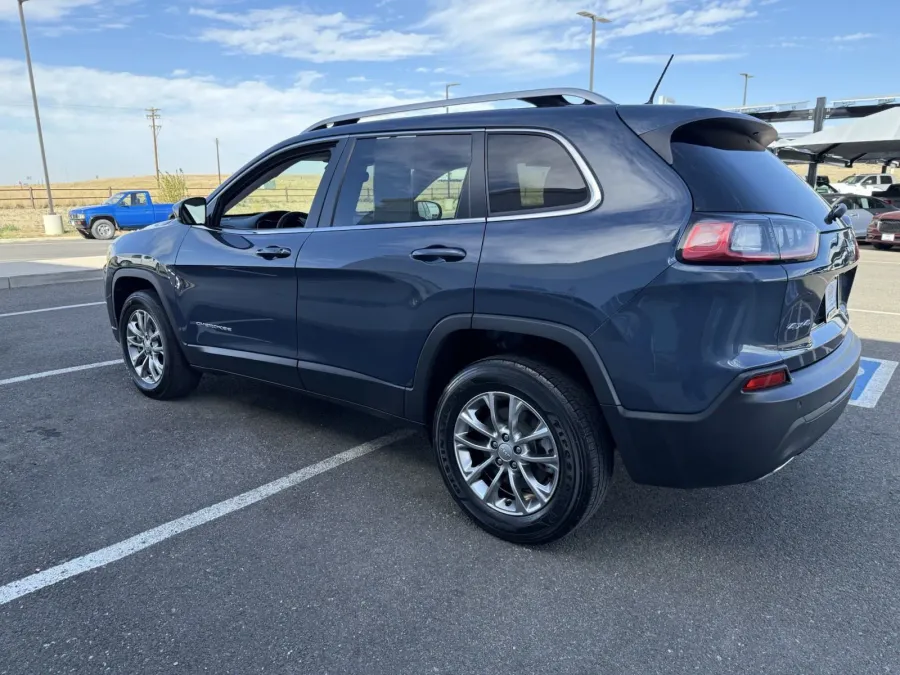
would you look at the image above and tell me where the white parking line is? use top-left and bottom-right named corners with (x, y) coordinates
top-left (850, 308), bottom-right (900, 317)
top-left (0, 429), bottom-right (415, 606)
top-left (0, 301), bottom-right (105, 319)
top-left (0, 360), bottom-right (122, 386)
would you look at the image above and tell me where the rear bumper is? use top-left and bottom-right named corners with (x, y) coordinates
top-left (605, 329), bottom-right (861, 488)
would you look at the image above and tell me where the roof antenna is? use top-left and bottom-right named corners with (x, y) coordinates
top-left (645, 55), bottom-right (675, 104)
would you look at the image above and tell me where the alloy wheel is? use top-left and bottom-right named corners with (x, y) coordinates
top-left (126, 309), bottom-right (165, 385)
top-left (453, 391), bottom-right (560, 516)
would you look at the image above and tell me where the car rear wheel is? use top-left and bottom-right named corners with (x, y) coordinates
top-left (119, 290), bottom-right (200, 400)
top-left (432, 357), bottom-right (612, 545)
top-left (91, 218), bottom-right (116, 240)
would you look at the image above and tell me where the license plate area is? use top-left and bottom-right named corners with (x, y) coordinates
top-left (883, 233), bottom-right (896, 242)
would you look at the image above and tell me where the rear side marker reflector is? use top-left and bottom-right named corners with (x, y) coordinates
top-left (743, 368), bottom-right (789, 392)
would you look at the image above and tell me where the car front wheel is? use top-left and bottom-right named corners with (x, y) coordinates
top-left (432, 357), bottom-right (612, 545)
top-left (91, 218), bottom-right (116, 240)
top-left (119, 290), bottom-right (200, 399)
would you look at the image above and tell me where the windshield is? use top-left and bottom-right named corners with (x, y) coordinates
top-left (841, 175), bottom-right (863, 185)
top-left (104, 192), bottom-right (128, 204)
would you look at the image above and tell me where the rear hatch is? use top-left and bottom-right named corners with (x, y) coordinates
top-left (617, 106), bottom-right (859, 370)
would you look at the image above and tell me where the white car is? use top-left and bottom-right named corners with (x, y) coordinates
top-left (833, 173), bottom-right (894, 196)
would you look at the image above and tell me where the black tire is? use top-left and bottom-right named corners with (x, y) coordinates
top-left (873, 243), bottom-right (894, 251)
top-left (119, 290), bottom-right (200, 400)
top-left (91, 218), bottom-right (116, 240)
top-left (432, 357), bottom-right (613, 545)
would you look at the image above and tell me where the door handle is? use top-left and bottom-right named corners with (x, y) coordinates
top-left (256, 246), bottom-right (292, 260)
top-left (410, 246), bottom-right (467, 263)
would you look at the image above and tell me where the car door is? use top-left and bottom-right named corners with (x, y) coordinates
top-left (294, 131), bottom-right (487, 417)
top-left (114, 193), bottom-right (144, 228)
top-left (173, 140), bottom-right (345, 387)
top-left (851, 196), bottom-right (877, 236)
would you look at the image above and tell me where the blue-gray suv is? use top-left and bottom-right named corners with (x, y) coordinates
top-left (103, 88), bottom-right (861, 544)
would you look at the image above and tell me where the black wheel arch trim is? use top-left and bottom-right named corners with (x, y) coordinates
top-left (405, 313), bottom-right (620, 424)
top-left (110, 268), bottom-right (178, 338)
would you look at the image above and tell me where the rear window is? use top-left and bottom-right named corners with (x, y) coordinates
top-left (670, 125), bottom-right (829, 221)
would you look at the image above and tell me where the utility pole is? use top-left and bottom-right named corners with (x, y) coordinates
top-left (215, 138), bottom-right (222, 183)
top-left (146, 107), bottom-right (162, 185)
top-left (17, 0), bottom-right (58, 228)
top-left (740, 73), bottom-right (754, 106)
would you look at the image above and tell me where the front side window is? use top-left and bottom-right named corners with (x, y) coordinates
top-left (863, 177), bottom-right (876, 185)
top-left (223, 148), bottom-right (334, 222)
top-left (332, 134), bottom-right (473, 227)
top-left (487, 133), bottom-right (589, 215)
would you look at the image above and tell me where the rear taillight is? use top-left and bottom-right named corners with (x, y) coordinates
top-left (679, 216), bottom-right (819, 264)
top-left (742, 368), bottom-right (789, 392)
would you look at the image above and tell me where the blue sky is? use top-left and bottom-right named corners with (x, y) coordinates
top-left (0, 0), bottom-right (894, 184)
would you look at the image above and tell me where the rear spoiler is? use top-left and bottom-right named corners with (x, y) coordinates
top-left (616, 105), bottom-right (777, 164)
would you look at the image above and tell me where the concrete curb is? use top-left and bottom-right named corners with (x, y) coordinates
top-left (0, 270), bottom-right (103, 290)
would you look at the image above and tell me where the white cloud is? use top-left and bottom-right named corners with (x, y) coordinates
top-left (0, 0), bottom-right (102, 21)
top-left (618, 52), bottom-right (745, 63)
top-left (184, 0), bottom-right (755, 77)
top-left (189, 7), bottom-right (439, 62)
top-left (0, 59), bottom-right (424, 183)
top-left (171, 69), bottom-right (190, 77)
top-left (835, 32), bottom-right (874, 42)
top-left (347, 76), bottom-right (369, 82)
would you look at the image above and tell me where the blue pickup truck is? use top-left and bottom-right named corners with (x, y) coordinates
top-left (68, 191), bottom-right (174, 240)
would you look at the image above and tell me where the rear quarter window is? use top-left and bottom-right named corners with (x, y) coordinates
top-left (670, 124), bottom-right (829, 221)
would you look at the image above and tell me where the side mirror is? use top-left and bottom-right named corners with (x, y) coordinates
top-left (416, 200), bottom-right (442, 221)
top-left (175, 197), bottom-right (208, 226)
top-left (825, 201), bottom-right (848, 225)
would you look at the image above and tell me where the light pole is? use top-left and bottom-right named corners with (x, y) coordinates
top-left (577, 11), bottom-right (611, 92)
top-left (215, 138), bottom-right (222, 184)
top-left (740, 72), bottom-right (754, 107)
top-left (17, 0), bottom-right (62, 234)
top-left (444, 82), bottom-right (460, 114)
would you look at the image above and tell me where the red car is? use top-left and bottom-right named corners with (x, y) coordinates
top-left (868, 210), bottom-right (900, 250)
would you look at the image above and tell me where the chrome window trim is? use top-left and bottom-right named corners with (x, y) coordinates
top-left (207, 126), bottom-right (602, 234)
top-left (324, 217), bottom-right (485, 232)
top-left (485, 128), bottom-right (602, 222)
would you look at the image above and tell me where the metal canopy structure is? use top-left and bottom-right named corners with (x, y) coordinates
top-left (771, 107), bottom-right (900, 167)
top-left (726, 95), bottom-right (900, 123)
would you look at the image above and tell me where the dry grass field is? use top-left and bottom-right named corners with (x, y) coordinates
top-left (1, 164), bottom-right (896, 239)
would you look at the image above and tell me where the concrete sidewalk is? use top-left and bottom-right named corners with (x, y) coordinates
top-left (0, 239), bottom-right (108, 290)
top-left (0, 256), bottom-right (105, 290)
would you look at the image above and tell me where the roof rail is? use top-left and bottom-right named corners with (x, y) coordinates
top-left (304, 87), bottom-right (615, 133)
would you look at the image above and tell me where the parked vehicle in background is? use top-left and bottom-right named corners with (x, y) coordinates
top-left (822, 193), bottom-right (898, 239)
top-left (872, 183), bottom-right (900, 207)
top-left (816, 183), bottom-right (837, 195)
top-left (868, 211), bottom-right (900, 249)
top-left (103, 88), bottom-right (861, 545)
top-left (68, 191), bottom-right (174, 240)
top-left (833, 173), bottom-right (894, 195)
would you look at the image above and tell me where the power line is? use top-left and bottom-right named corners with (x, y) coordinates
top-left (146, 107), bottom-right (161, 185)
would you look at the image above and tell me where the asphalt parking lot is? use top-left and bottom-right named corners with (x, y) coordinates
top-left (1, 248), bottom-right (899, 674)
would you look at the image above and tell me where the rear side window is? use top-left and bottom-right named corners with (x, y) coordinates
top-left (670, 123), bottom-right (829, 220)
top-left (332, 134), bottom-right (472, 226)
top-left (487, 134), bottom-right (589, 215)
